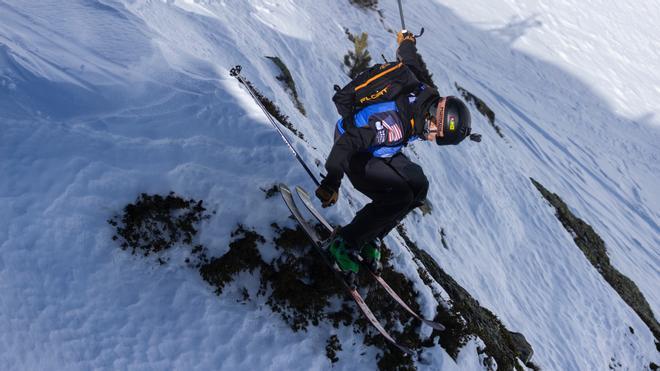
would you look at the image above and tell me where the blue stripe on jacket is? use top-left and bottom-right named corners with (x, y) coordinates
top-left (336, 101), bottom-right (420, 158)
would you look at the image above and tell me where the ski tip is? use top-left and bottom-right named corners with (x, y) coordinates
top-left (278, 183), bottom-right (291, 194)
top-left (294, 185), bottom-right (310, 198)
top-left (397, 344), bottom-right (416, 356)
top-left (424, 320), bottom-right (446, 331)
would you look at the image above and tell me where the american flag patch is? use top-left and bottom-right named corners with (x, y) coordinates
top-left (382, 121), bottom-right (403, 142)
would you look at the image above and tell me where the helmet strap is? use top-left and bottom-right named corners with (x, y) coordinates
top-left (423, 118), bottom-right (438, 141)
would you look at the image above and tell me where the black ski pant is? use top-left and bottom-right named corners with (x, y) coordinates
top-left (339, 152), bottom-right (428, 249)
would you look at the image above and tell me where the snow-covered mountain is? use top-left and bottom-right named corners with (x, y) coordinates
top-left (1, 0), bottom-right (658, 370)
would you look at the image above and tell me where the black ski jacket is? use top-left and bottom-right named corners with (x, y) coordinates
top-left (324, 39), bottom-right (440, 189)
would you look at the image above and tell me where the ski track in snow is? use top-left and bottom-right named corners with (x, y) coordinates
top-left (1, 0), bottom-right (658, 370)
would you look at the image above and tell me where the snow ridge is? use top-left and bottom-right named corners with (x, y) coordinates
top-left (1, 0), bottom-right (658, 370)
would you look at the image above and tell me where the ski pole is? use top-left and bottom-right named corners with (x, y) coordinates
top-left (396, 0), bottom-right (406, 30)
top-left (229, 65), bottom-right (321, 187)
top-left (396, 0), bottom-right (424, 38)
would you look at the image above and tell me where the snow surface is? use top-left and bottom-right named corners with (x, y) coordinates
top-left (1, 0), bottom-right (658, 370)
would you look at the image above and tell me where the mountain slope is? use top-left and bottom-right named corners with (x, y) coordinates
top-left (1, 0), bottom-right (658, 369)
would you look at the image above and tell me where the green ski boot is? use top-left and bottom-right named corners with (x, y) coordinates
top-left (360, 241), bottom-right (382, 273)
top-left (327, 236), bottom-right (360, 284)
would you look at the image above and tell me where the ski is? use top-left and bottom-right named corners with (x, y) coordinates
top-left (294, 186), bottom-right (445, 331)
top-left (278, 184), bottom-right (414, 355)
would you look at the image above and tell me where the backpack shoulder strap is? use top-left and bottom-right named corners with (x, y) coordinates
top-left (396, 83), bottom-right (440, 143)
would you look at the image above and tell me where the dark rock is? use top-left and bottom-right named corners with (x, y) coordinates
top-left (396, 224), bottom-right (533, 370)
top-left (266, 56), bottom-right (306, 116)
top-left (108, 192), bottom-right (211, 264)
top-left (326, 335), bottom-right (342, 364)
top-left (349, 0), bottom-right (378, 9)
top-left (455, 83), bottom-right (503, 138)
top-left (240, 78), bottom-right (304, 141)
top-left (508, 331), bottom-right (533, 363)
top-left (261, 185), bottom-right (280, 199)
top-left (531, 178), bottom-right (660, 343)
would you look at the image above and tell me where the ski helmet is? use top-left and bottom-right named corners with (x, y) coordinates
top-left (429, 96), bottom-right (472, 145)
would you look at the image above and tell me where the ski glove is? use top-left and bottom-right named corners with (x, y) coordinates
top-left (315, 179), bottom-right (339, 208)
top-left (397, 30), bottom-right (416, 45)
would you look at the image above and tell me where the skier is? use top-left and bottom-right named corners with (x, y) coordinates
top-left (315, 30), bottom-right (479, 276)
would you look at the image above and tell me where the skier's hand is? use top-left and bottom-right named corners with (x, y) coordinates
top-left (397, 30), bottom-right (416, 45)
top-left (315, 181), bottom-right (339, 208)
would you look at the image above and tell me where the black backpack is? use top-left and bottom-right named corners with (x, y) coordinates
top-left (332, 62), bottom-right (420, 125)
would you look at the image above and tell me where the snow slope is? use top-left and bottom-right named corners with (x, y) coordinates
top-left (1, 0), bottom-right (658, 369)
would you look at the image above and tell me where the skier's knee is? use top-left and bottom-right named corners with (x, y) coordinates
top-left (417, 176), bottom-right (429, 200)
top-left (399, 188), bottom-right (415, 207)
top-left (409, 176), bottom-right (428, 204)
top-left (407, 169), bottom-right (428, 197)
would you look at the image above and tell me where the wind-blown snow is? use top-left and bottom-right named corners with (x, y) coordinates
top-left (441, 0), bottom-right (660, 127)
top-left (1, 0), bottom-right (658, 370)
